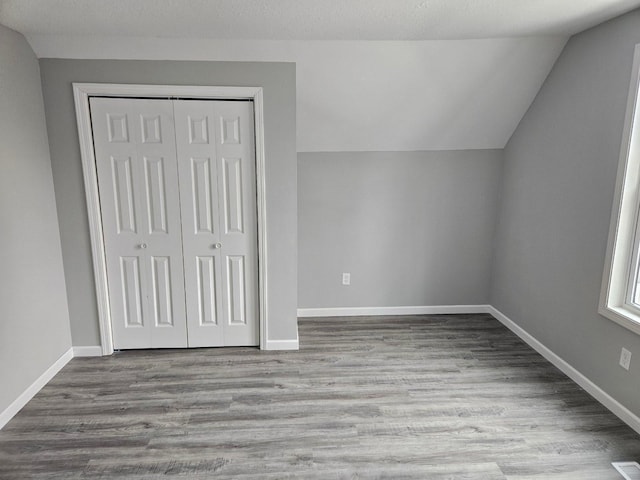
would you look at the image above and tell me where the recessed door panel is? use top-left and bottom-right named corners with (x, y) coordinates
top-left (196, 256), bottom-right (218, 326)
top-left (189, 116), bottom-right (209, 144)
top-left (120, 256), bottom-right (143, 327)
top-left (144, 156), bottom-right (168, 234)
top-left (222, 157), bottom-right (244, 234)
top-left (151, 256), bottom-right (174, 327)
top-left (191, 157), bottom-right (215, 234)
top-left (221, 116), bottom-right (240, 144)
top-left (141, 115), bottom-right (162, 144)
top-left (226, 255), bottom-right (246, 325)
top-left (111, 156), bottom-right (137, 234)
top-left (107, 114), bottom-right (129, 143)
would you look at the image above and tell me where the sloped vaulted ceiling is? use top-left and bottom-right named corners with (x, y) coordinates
top-left (2, 0), bottom-right (640, 151)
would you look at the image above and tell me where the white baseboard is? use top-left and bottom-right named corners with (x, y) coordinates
top-left (487, 306), bottom-right (640, 436)
top-left (297, 305), bottom-right (491, 318)
top-left (0, 347), bottom-right (73, 430)
top-left (72, 346), bottom-right (103, 357)
top-left (265, 338), bottom-right (299, 350)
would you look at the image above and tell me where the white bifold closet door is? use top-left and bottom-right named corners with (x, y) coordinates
top-left (174, 100), bottom-right (258, 347)
top-left (91, 98), bottom-right (187, 349)
top-left (90, 97), bottom-right (258, 349)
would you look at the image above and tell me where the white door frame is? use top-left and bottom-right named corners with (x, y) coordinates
top-left (73, 83), bottom-right (269, 355)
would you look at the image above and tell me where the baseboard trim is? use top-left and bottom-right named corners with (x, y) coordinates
top-left (487, 306), bottom-right (640, 436)
top-left (0, 347), bottom-right (73, 430)
top-left (297, 305), bottom-right (491, 318)
top-left (72, 346), bottom-right (103, 357)
top-left (265, 338), bottom-right (299, 351)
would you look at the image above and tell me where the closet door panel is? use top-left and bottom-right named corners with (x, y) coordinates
top-left (175, 100), bottom-right (258, 347)
top-left (174, 101), bottom-right (224, 347)
top-left (90, 97), bottom-right (188, 349)
top-left (214, 101), bottom-right (258, 346)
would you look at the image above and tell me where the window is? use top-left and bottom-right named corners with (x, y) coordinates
top-left (600, 44), bottom-right (640, 335)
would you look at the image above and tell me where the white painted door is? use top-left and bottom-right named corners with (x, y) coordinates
top-left (90, 97), bottom-right (258, 349)
top-left (174, 100), bottom-right (259, 347)
top-left (90, 98), bottom-right (188, 349)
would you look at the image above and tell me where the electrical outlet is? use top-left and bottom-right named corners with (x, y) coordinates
top-left (620, 347), bottom-right (632, 371)
top-left (342, 272), bottom-right (351, 285)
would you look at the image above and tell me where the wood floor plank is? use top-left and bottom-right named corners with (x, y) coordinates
top-left (1, 314), bottom-right (639, 479)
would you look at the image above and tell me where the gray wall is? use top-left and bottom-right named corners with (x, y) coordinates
top-left (491, 9), bottom-right (640, 415)
top-left (39, 59), bottom-right (297, 345)
top-left (0, 26), bottom-right (72, 414)
top-left (299, 150), bottom-right (503, 309)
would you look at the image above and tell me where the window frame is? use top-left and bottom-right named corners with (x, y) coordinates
top-left (623, 203), bottom-right (640, 311)
top-left (600, 43), bottom-right (640, 336)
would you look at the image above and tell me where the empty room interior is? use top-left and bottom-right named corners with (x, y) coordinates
top-left (5, 0), bottom-right (640, 478)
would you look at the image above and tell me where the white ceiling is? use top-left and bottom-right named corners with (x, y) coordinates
top-left (2, 0), bottom-right (639, 152)
top-left (1, 0), bottom-right (640, 40)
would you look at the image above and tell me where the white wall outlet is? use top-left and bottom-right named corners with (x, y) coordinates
top-left (342, 272), bottom-right (351, 285)
top-left (620, 347), bottom-right (632, 371)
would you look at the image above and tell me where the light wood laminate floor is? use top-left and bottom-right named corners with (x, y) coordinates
top-left (1, 314), bottom-right (639, 479)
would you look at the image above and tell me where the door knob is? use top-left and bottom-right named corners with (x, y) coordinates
top-left (139, 243), bottom-right (147, 249)
top-left (212, 243), bottom-right (222, 249)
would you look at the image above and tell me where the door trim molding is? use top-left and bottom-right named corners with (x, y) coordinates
top-left (265, 338), bottom-right (299, 350)
top-left (73, 83), bottom-right (269, 354)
